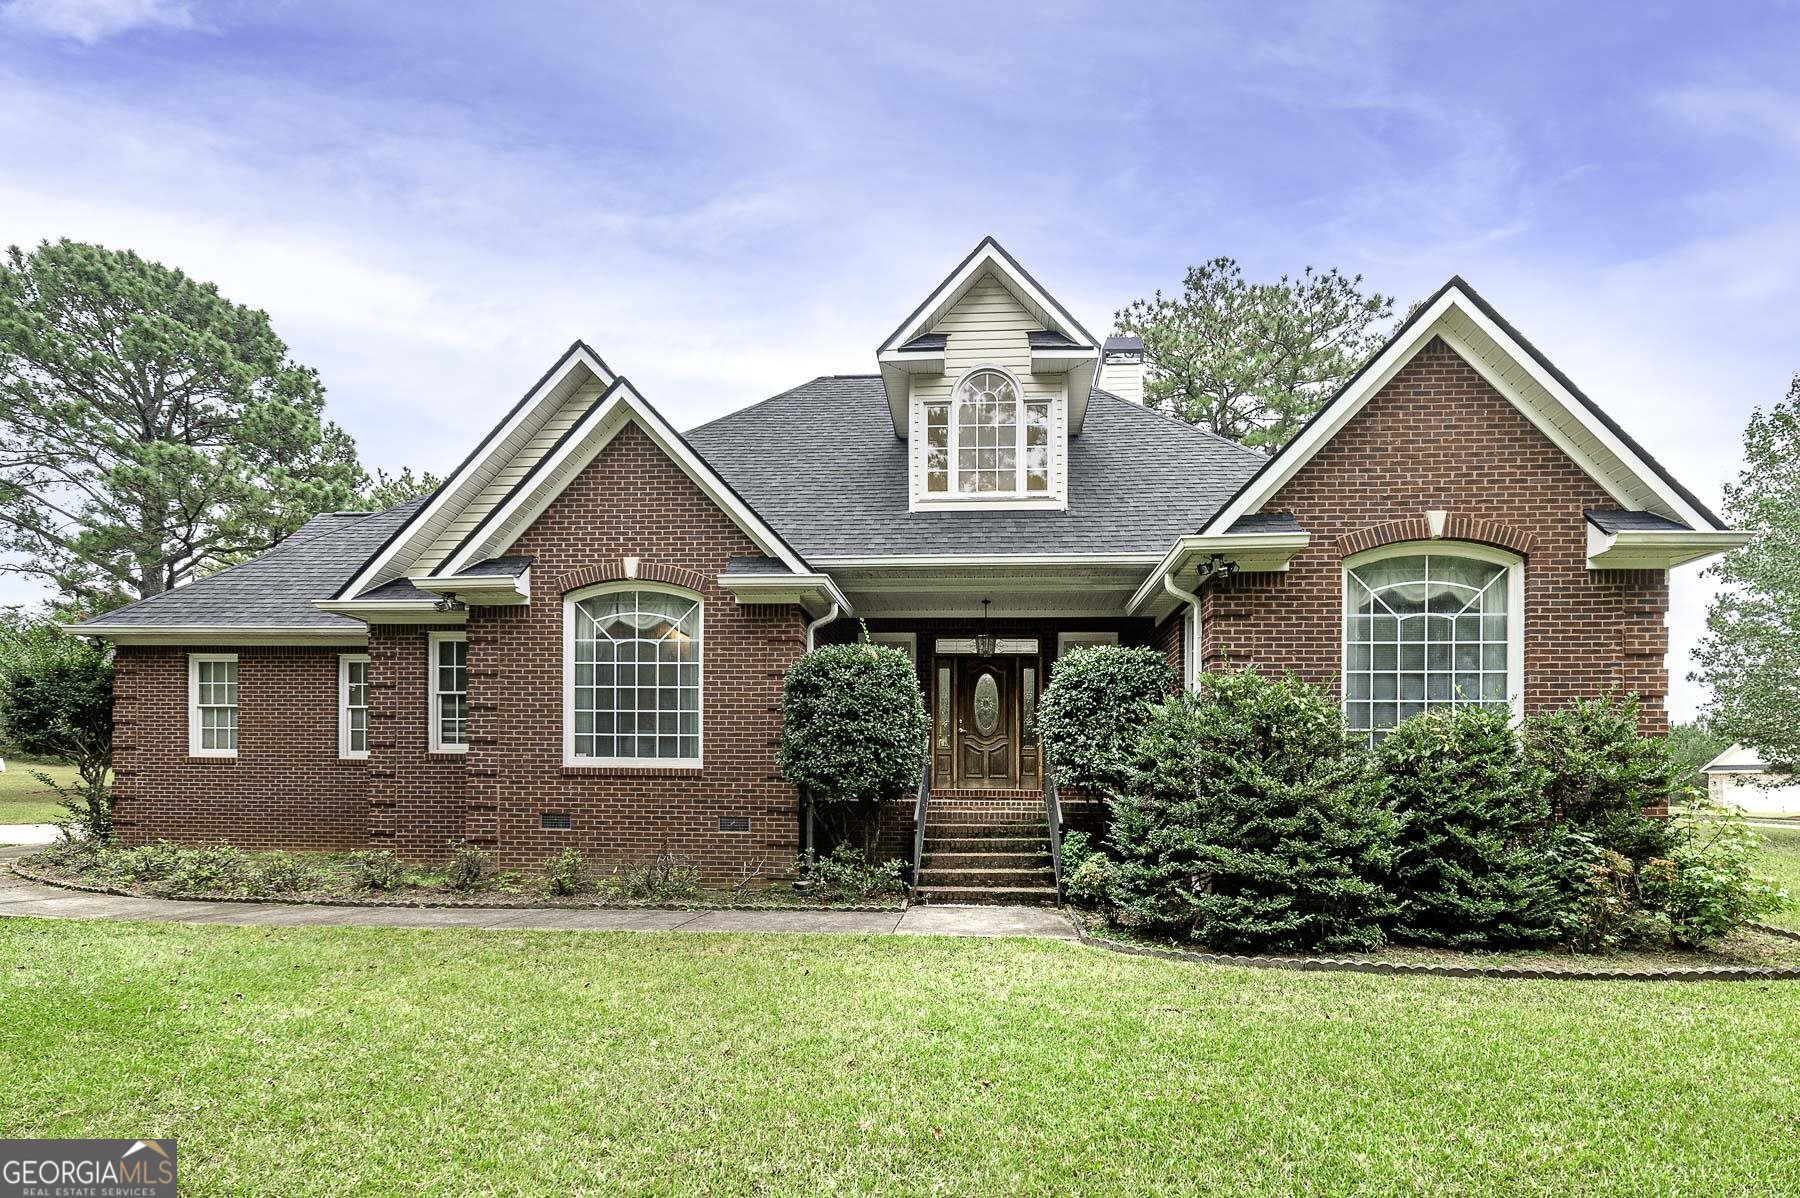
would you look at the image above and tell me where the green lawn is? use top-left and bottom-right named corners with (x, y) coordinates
top-left (0, 757), bottom-right (76, 824)
top-left (1757, 823), bottom-right (1800, 931)
top-left (4, 920), bottom-right (1800, 1195)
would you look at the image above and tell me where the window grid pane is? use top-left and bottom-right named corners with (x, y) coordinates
top-left (1345, 554), bottom-right (1509, 744)
top-left (953, 370), bottom-right (1020, 493)
top-left (435, 639), bottom-right (468, 747)
top-left (196, 659), bottom-right (238, 751)
top-left (571, 591), bottom-right (700, 761)
top-left (346, 659), bottom-right (370, 754)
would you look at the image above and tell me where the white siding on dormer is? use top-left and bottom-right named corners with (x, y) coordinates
top-left (908, 272), bottom-right (1069, 511)
top-left (413, 379), bottom-right (607, 573)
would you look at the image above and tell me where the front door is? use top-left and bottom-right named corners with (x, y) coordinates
top-left (955, 657), bottom-right (1015, 787)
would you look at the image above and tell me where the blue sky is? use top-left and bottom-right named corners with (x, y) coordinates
top-left (2, 0), bottom-right (1797, 718)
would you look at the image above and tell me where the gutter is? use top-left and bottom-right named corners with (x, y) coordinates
top-left (805, 602), bottom-right (840, 652)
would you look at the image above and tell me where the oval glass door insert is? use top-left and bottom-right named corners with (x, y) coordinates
top-left (972, 671), bottom-right (1000, 736)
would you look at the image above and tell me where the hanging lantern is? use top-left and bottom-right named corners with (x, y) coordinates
top-left (973, 598), bottom-right (997, 658)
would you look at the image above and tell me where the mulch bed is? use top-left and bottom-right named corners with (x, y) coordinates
top-left (11, 857), bottom-right (907, 914)
top-left (1068, 908), bottom-right (1800, 982)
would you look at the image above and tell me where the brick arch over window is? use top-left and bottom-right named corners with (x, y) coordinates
top-left (552, 561), bottom-right (710, 596)
top-left (1334, 514), bottom-right (1538, 561)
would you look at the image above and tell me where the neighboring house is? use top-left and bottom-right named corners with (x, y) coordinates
top-left (1703, 746), bottom-right (1800, 818)
top-left (71, 238), bottom-right (1749, 892)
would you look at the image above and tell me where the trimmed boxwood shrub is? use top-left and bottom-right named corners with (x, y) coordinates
top-left (1377, 706), bottom-right (1561, 947)
top-left (779, 641), bottom-right (928, 809)
top-left (1522, 695), bottom-right (1686, 860)
top-left (1036, 645), bottom-right (1175, 795)
top-left (1104, 669), bottom-right (1395, 953)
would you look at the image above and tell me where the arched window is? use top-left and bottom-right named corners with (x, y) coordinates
top-left (924, 367), bottom-right (1051, 495)
top-left (1343, 544), bottom-right (1523, 742)
top-left (565, 584), bottom-right (702, 764)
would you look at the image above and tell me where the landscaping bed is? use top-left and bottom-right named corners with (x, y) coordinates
top-left (1069, 908), bottom-right (1800, 979)
top-left (16, 840), bottom-right (906, 912)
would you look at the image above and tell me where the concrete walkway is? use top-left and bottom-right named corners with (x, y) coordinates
top-left (0, 853), bottom-right (1076, 940)
top-left (0, 824), bottom-right (61, 847)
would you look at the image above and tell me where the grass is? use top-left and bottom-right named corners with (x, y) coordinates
top-left (5, 920), bottom-right (1800, 1195)
top-left (1757, 823), bottom-right (1800, 932)
top-left (0, 756), bottom-right (77, 824)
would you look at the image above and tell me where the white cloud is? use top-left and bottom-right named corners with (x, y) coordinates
top-left (0, 0), bottom-right (192, 42)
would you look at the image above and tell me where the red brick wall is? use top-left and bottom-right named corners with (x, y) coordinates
top-left (449, 421), bottom-right (810, 882)
top-left (1199, 336), bottom-right (1670, 732)
top-left (111, 644), bottom-right (369, 850)
top-left (365, 623), bottom-right (468, 857)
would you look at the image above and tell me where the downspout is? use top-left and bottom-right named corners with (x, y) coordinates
top-left (804, 601), bottom-right (839, 652)
top-left (1162, 572), bottom-right (1201, 687)
top-left (799, 599), bottom-right (840, 865)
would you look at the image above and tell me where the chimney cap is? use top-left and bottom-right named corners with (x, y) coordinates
top-left (1102, 334), bottom-right (1143, 359)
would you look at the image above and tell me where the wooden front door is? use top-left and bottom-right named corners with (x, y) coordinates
top-left (955, 657), bottom-right (1015, 787)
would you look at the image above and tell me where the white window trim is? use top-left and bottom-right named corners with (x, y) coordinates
top-left (338, 653), bottom-right (371, 761)
top-left (563, 582), bottom-right (704, 768)
top-left (868, 632), bottom-right (917, 663)
top-left (428, 631), bottom-right (468, 754)
top-left (916, 365), bottom-right (1063, 509)
top-left (187, 652), bottom-right (239, 759)
top-left (1056, 631), bottom-right (1119, 656)
top-left (1340, 541), bottom-right (1526, 731)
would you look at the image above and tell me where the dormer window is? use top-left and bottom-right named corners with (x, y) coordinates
top-left (924, 367), bottom-right (1052, 496)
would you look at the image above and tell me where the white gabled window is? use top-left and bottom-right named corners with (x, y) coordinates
top-left (429, 632), bottom-right (468, 753)
top-left (339, 653), bottom-right (370, 760)
top-left (924, 367), bottom-right (1052, 497)
top-left (1343, 543), bottom-right (1525, 744)
top-left (189, 653), bottom-right (239, 758)
top-left (565, 585), bottom-right (702, 766)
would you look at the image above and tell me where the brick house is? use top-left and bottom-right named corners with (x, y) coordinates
top-left (73, 239), bottom-right (1747, 893)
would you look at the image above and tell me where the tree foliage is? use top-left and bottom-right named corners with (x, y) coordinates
top-left (0, 239), bottom-right (365, 608)
top-left (0, 611), bottom-right (114, 837)
top-left (778, 642), bottom-right (927, 808)
top-left (1693, 376), bottom-right (1800, 772)
top-left (1112, 258), bottom-right (1394, 448)
top-left (1036, 645), bottom-right (1175, 795)
top-left (1104, 670), bottom-right (1395, 953)
top-left (361, 467), bottom-right (442, 510)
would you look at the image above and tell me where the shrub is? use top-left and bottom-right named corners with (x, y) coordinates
top-left (351, 850), bottom-right (404, 892)
top-left (1065, 850), bottom-right (1115, 908)
top-left (543, 847), bottom-right (591, 897)
top-left (1377, 706), bottom-right (1561, 948)
top-left (797, 843), bottom-right (906, 900)
top-left (165, 844), bottom-right (251, 895)
top-left (1638, 806), bottom-right (1789, 948)
top-left (0, 616), bottom-right (114, 839)
top-left (1523, 695), bottom-right (1686, 859)
top-left (601, 847), bottom-right (701, 901)
top-left (778, 641), bottom-right (928, 848)
top-left (1105, 670), bottom-right (1395, 953)
top-left (444, 839), bottom-right (488, 892)
top-left (245, 851), bottom-right (320, 897)
top-left (1036, 646), bottom-right (1175, 796)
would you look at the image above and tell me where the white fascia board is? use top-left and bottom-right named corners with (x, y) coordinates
top-left (438, 380), bottom-right (810, 578)
top-left (718, 572), bottom-right (854, 617)
top-left (1202, 285), bottom-right (1718, 536)
top-left (1585, 524), bottom-right (1751, 570)
top-left (68, 624), bottom-right (369, 646)
top-left (811, 552), bottom-right (1162, 569)
top-left (412, 570), bottom-right (530, 605)
top-left (1127, 532), bottom-right (1313, 614)
top-left (336, 343), bottom-right (613, 600)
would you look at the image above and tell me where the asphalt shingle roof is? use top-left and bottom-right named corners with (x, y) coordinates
top-left (686, 377), bottom-right (1266, 557)
top-left (70, 499), bottom-right (427, 631)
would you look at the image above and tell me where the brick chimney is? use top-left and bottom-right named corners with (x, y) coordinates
top-left (1099, 335), bottom-right (1145, 404)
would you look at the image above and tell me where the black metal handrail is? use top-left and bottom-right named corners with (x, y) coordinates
top-left (911, 759), bottom-right (931, 894)
top-left (1044, 753), bottom-right (1063, 903)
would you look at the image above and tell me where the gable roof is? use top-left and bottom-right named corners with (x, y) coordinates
top-left (68, 499), bottom-right (426, 639)
top-left (686, 377), bottom-right (1265, 558)
top-left (1199, 277), bottom-right (1730, 536)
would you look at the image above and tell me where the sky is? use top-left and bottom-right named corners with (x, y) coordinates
top-left (1, 0), bottom-right (1797, 720)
